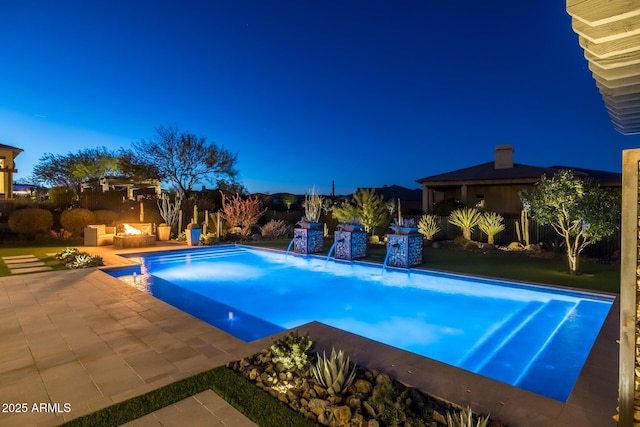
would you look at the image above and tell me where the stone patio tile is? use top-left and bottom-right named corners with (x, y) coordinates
top-left (41, 361), bottom-right (100, 403)
top-left (10, 266), bottom-right (53, 274)
top-left (123, 349), bottom-right (178, 382)
top-left (7, 260), bottom-right (45, 267)
top-left (3, 255), bottom-right (38, 261)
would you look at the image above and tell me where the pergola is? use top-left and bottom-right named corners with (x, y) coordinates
top-left (567, 0), bottom-right (640, 135)
top-left (566, 1), bottom-right (640, 425)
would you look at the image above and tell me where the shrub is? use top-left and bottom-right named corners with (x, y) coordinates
top-left (60, 208), bottom-right (96, 236)
top-left (418, 214), bottom-right (441, 240)
top-left (8, 208), bottom-right (54, 239)
top-left (270, 330), bottom-right (314, 374)
top-left (220, 192), bottom-right (268, 237)
top-left (261, 219), bottom-right (289, 240)
top-left (477, 212), bottom-right (505, 245)
top-left (92, 209), bottom-right (119, 226)
top-left (449, 208), bottom-right (482, 240)
top-left (55, 247), bottom-right (103, 268)
top-left (453, 236), bottom-right (469, 247)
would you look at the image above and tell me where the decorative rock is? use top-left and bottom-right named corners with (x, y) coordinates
top-left (249, 368), bottom-right (259, 380)
top-left (367, 419), bottom-right (380, 427)
top-left (314, 384), bottom-right (328, 397)
top-left (278, 393), bottom-right (288, 404)
top-left (317, 411), bottom-right (331, 426)
top-left (507, 241), bottom-right (524, 250)
top-left (362, 400), bottom-right (377, 418)
top-left (308, 398), bottom-right (329, 416)
top-left (329, 405), bottom-right (352, 426)
top-left (431, 241), bottom-right (441, 249)
top-left (353, 379), bottom-right (373, 394)
top-left (345, 396), bottom-right (362, 411)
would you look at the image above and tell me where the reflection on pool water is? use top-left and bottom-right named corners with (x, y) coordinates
top-left (105, 245), bottom-right (614, 402)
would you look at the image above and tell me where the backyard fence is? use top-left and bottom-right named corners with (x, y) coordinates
top-left (409, 216), bottom-right (620, 259)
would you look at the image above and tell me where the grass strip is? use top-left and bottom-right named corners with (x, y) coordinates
top-left (61, 366), bottom-right (316, 427)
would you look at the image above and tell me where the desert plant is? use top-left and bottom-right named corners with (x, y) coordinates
top-left (157, 192), bottom-right (183, 229)
top-left (478, 212), bottom-right (505, 245)
top-left (301, 187), bottom-right (323, 223)
top-left (367, 374), bottom-right (428, 426)
top-left (446, 406), bottom-right (490, 427)
top-left (8, 208), bottom-right (54, 239)
top-left (418, 214), bottom-right (441, 240)
top-left (449, 207), bottom-right (482, 240)
top-left (261, 219), bottom-right (289, 240)
top-left (55, 248), bottom-right (103, 268)
top-left (332, 188), bottom-right (391, 235)
top-left (220, 192), bottom-right (268, 237)
top-left (269, 330), bottom-right (314, 374)
top-left (389, 217), bottom-right (416, 234)
top-left (514, 208), bottom-right (530, 246)
top-left (60, 208), bottom-right (96, 236)
top-left (311, 348), bottom-right (357, 396)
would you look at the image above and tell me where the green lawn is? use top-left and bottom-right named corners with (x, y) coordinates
top-left (248, 238), bottom-right (620, 294)
top-left (0, 240), bottom-right (83, 276)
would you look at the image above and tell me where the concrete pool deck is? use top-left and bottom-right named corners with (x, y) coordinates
top-left (0, 243), bottom-right (619, 426)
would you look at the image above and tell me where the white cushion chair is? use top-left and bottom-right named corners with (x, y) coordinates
top-left (83, 224), bottom-right (116, 246)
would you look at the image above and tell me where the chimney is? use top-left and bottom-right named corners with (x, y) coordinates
top-left (494, 144), bottom-right (514, 169)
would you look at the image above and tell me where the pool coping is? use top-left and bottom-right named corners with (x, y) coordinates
top-left (111, 243), bottom-right (619, 426)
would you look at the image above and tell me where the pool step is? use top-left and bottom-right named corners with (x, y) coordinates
top-left (514, 299), bottom-right (612, 401)
top-left (477, 299), bottom-right (578, 386)
top-left (144, 247), bottom-right (247, 263)
top-left (458, 301), bottom-right (544, 372)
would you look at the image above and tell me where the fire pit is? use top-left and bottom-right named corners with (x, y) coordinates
top-left (113, 223), bottom-right (156, 248)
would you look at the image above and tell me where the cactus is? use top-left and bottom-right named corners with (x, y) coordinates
top-left (515, 209), bottom-right (530, 246)
top-left (312, 348), bottom-right (357, 395)
top-left (446, 406), bottom-right (490, 427)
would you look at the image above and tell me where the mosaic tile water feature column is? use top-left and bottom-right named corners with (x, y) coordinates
top-left (385, 233), bottom-right (423, 268)
top-left (334, 230), bottom-right (367, 260)
top-left (293, 228), bottom-right (324, 254)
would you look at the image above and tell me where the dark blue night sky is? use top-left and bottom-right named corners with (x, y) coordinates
top-left (1, 1), bottom-right (638, 194)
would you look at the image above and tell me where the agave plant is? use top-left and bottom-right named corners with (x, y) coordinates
top-left (446, 406), bottom-right (490, 427)
top-left (449, 208), bottom-right (482, 240)
top-left (477, 211), bottom-right (505, 245)
top-left (312, 347), bottom-right (357, 395)
top-left (417, 214), bottom-right (441, 240)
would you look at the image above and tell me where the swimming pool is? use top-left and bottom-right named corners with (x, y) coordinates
top-left (105, 245), bottom-right (614, 402)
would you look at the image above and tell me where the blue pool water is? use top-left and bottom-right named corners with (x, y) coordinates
top-left (105, 245), bottom-right (614, 402)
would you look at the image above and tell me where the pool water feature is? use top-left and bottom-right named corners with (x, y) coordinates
top-left (106, 245), bottom-right (614, 402)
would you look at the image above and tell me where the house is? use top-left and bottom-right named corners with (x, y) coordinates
top-left (416, 145), bottom-right (621, 216)
top-left (0, 144), bottom-right (23, 200)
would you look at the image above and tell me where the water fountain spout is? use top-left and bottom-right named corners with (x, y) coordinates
top-left (326, 238), bottom-right (345, 262)
top-left (285, 235), bottom-right (302, 257)
top-left (382, 243), bottom-right (400, 272)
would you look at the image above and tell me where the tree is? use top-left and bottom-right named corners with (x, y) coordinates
top-left (132, 125), bottom-right (238, 196)
top-left (32, 147), bottom-right (120, 194)
top-left (332, 188), bottom-right (391, 235)
top-left (477, 212), bottom-right (505, 245)
top-left (519, 169), bottom-right (620, 275)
